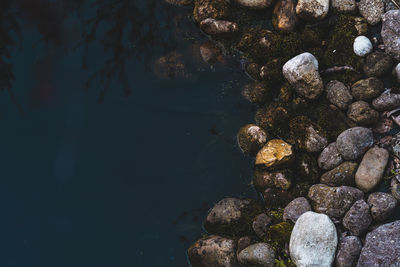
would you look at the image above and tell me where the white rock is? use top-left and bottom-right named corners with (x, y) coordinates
top-left (289, 211), bottom-right (338, 267)
top-left (235, 0), bottom-right (273, 9)
top-left (296, 0), bottom-right (329, 21)
top-left (395, 63), bottom-right (400, 83)
top-left (353, 36), bottom-right (373, 57)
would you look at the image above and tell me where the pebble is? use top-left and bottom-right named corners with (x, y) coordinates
top-left (237, 124), bottom-right (268, 156)
top-left (289, 116), bottom-right (328, 153)
top-left (358, 0), bottom-right (385, 25)
top-left (353, 36), bottom-right (373, 57)
top-left (283, 197), bottom-right (312, 223)
top-left (235, 0), bottom-right (273, 9)
top-left (326, 80), bottom-right (353, 110)
top-left (200, 18), bottom-right (239, 37)
top-left (252, 214), bottom-right (273, 239)
top-left (351, 77), bottom-right (384, 101)
top-left (320, 161), bottom-right (358, 186)
top-left (342, 199), bottom-right (372, 236)
top-left (272, 0), bottom-right (298, 31)
top-left (237, 243), bottom-right (276, 267)
top-left (332, 0), bottom-right (357, 13)
top-left (193, 0), bottom-right (230, 22)
top-left (381, 10), bottom-right (400, 61)
top-left (372, 91), bottom-right (400, 111)
top-left (335, 236), bottom-right (362, 267)
top-left (363, 51), bottom-right (394, 77)
top-left (336, 127), bottom-right (374, 160)
top-left (318, 142), bottom-right (344, 171)
top-left (289, 211), bottom-right (337, 267)
top-left (367, 192), bottom-right (398, 222)
top-left (253, 169), bottom-right (292, 191)
top-left (255, 139), bottom-right (294, 169)
top-left (347, 101), bottom-right (379, 126)
top-left (296, 0), bottom-right (329, 21)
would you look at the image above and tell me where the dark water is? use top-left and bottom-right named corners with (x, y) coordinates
top-left (0, 1), bottom-right (257, 266)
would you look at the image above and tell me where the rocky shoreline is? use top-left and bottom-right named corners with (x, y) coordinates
top-left (168, 0), bottom-right (400, 266)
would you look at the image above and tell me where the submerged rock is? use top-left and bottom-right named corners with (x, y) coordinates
top-left (253, 169), bottom-right (292, 191)
top-left (347, 101), bottom-right (379, 126)
top-left (289, 211), bottom-right (337, 267)
top-left (199, 41), bottom-right (224, 64)
top-left (237, 243), bottom-right (276, 266)
top-left (200, 18), bottom-right (239, 37)
top-left (381, 10), bottom-right (400, 61)
top-left (283, 197), bottom-right (312, 223)
top-left (372, 91), bottom-right (400, 111)
top-left (357, 220), bottom-right (400, 266)
top-left (336, 127), bottom-right (373, 160)
top-left (363, 51), bottom-right (394, 77)
top-left (308, 184), bottom-right (364, 219)
top-left (188, 235), bottom-right (238, 267)
top-left (318, 142), bottom-right (344, 171)
top-left (242, 82), bottom-right (271, 104)
top-left (295, 0), bottom-right (329, 21)
top-left (355, 147), bottom-right (389, 192)
top-left (335, 236), bottom-right (362, 267)
top-left (235, 0), bottom-right (273, 9)
top-left (326, 80), bottom-right (353, 110)
top-left (353, 36), bottom-right (373, 57)
top-left (351, 77), bottom-right (384, 101)
top-left (252, 213), bottom-right (272, 239)
top-left (237, 124), bottom-right (268, 156)
top-left (332, 0), bottom-right (357, 13)
top-left (263, 188), bottom-right (293, 208)
top-left (255, 139), bottom-right (294, 169)
top-left (193, 0), bottom-right (230, 22)
top-left (342, 199), bottom-right (372, 236)
top-left (289, 116), bottom-right (328, 153)
top-left (282, 52), bottom-right (324, 100)
top-left (367, 192), bottom-right (398, 222)
top-left (358, 0), bottom-right (384, 25)
top-left (272, 0), bottom-right (298, 31)
top-left (320, 161), bottom-right (358, 186)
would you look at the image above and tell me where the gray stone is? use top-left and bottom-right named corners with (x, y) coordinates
top-left (363, 51), bottom-right (394, 77)
top-left (353, 36), bottom-right (373, 57)
top-left (381, 10), bottom-right (400, 61)
top-left (372, 91), bottom-right (400, 111)
top-left (357, 220), bottom-right (400, 266)
top-left (367, 192), bottom-right (398, 221)
top-left (252, 213), bottom-right (272, 239)
top-left (237, 236), bottom-right (257, 255)
top-left (289, 211), bottom-right (337, 267)
top-left (308, 184), bottom-right (364, 219)
top-left (318, 142), bottom-right (344, 171)
top-left (351, 77), bottom-right (384, 101)
top-left (347, 101), bottom-right (379, 126)
top-left (237, 243), bottom-right (276, 267)
top-left (282, 53), bottom-right (324, 100)
top-left (296, 0), bottom-right (329, 21)
top-left (358, 0), bottom-right (384, 25)
top-left (336, 127), bottom-right (374, 160)
top-left (391, 178), bottom-right (400, 201)
top-left (283, 197), bottom-right (312, 223)
top-left (335, 236), bottom-right (362, 267)
top-left (326, 80), bottom-right (353, 110)
top-left (320, 161), bottom-right (358, 186)
top-left (332, 0), bottom-right (357, 13)
top-left (342, 199), bottom-right (372, 236)
top-left (355, 147), bottom-right (389, 192)
top-left (188, 235), bottom-right (238, 267)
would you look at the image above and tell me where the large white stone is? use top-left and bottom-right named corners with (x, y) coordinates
top-left (289, 211), bottom-right (338, 267)
top-left (353, 36), bottom-right (373, 57)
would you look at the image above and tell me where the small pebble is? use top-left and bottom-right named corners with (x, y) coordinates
top-left (353, 36), bottom-right (373, 57)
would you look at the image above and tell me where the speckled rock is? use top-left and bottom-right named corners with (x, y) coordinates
top-left (235, 0), bottom-right (273, 9)
top-left (332, 0), bottom-right (357, 13)
top-left (363, 52), bottom-right (394, 77)
top-left (318, 142), bottom-right (344, 171)
top-left (335, 236), bottom-right (362, 267)
top-left (358, 0), bottom-right (384, 25)
top-left (357, 220), bottom-right (400, 266)
top-left (255, 139), bottom-right (294, 169)
top-left (320, 161), bottom-right (358, 186)
top-left (351, 77), bottom-right (384, 101)
top-left (326, 80), bottom-right (353, 110)
top-left (237, 124), bottom-right (268, 156)
top-left (188, 235), bottom-right (238, 267)
top-left (282, 53), bottom-right (324, 100)
top-left (367, 192), bottom-right (398, 221)
top-left (253, 169), bottom-right (292, 191)
top-left (395, 63), bottom-right (400, 83)
top-left (296, 0), bottom-right (329, 21)
top-left (283, 197), bottom-right (312, 223)
top-left (237, 243), bottom-right (276, 266)
top-left (308, 184), bottom-right (364, 219)
top-left (289, 116), bottom-right (328, 153)
top-left (372, 91), bottom-right (400, 111)
top-left (353, 36), bottom-right (373, 57)
top-left (355, 147), bottom-right (389, 192)
top-left (263, 188), bottom-right (293, 208)
top-left (391, 178), bottom-right (400, 201)
top-left (252, 214), bottom-right (273, 239)
top-left (381, 10), bottom-right (400, 61)
top-left (342, 199), bottom-right (372, 236)
top-left (336, 127), bottom-right (374, 160)
top-left (272, 0), bottom-right (298, 31)
top-left (289, 211), bottom-right (337, 267)
top-left (347, 101), bottom-right (379, 126)
top-left (200, 19), bottom-right (239, 37)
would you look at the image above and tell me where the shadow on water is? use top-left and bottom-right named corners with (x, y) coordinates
top-left (0, 0), bottom-right (257, 266)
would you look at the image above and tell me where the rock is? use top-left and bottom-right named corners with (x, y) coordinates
top-left (272, 0), bottom-right (298, 31)
top-left (358, 0), bottom-right (384, 25)
top-left (252, 214), bottom-right (273, 239)
top-left (235, 0), bottom-right (273, 9)
top-left (237, 243), bottom-right (276, 266)
top-left (283, 197), bottom-right (312, 223)
top-left (242, 82), bottom-right (271, 104)
top-left (254, 103), bottom-right (290, 131)
top-left (253, 169), bottom-right (292, 191)
top-left (263, 188), bottom-right (293, 208)
top-left (354, 17), bottom-right (369, 35)
top-left (353, 36), bottom-right (373, 57)
top-left (295, 153), bottom-right (320, 183)
top-left (282, 53), bottom-right (324, 100)
top-left (295, 0), bottom-right (329, 21)
top-left (289, 116), bottom-right (328, 153)
top-left (188, 235), bottom-right (238, 267)
top-left (347, 101), bottom-right (379, 126)
top-left (193, 0), bottom-right (230, 22)
top-left (289, 211), bottom-right (337, 267)
top-left (336, 127), bottom-right (374, 160)
top-left (200, 18), bottom-right (239, 37)
top-left (318, 142), bottom-right (344, 171)
top-left (372, 91), bottom-right (400, 111)
top-left (367, 192), bottom-right (398, 221)
top-left (357, 220), bottom-right (400, 266)
top-left (237, 124), bottom-right (268, 156)
top-left (199, 42), bottom-right (224, 64)
top-left (237, 236), bottom-right (257, 255)
top-left (308, 184), bottom-right (364, 219)
top-left (383, 0), bottom-right (397, 11)
top-left (394, 63), bottom-right (400, 83)
top-left (335, 236), bottom-right (362, 267)
top-left (326, 80), bottom-right (353, 110)
top-left (320, 161), bottom-right (358, 186)
top-left (204, 198), bottom-right (260, 236)
top-left (381, 10), bottom-right (400, 61)
top-left (245, 62), bottom-right (262, 80)
top-left (351, 77), bottom-right (384, 101)
top-left (363, 51), bottom-right (394, 77)
top-left (391, 178), bottom-right (400, 201)
top-left (355, 147), bottom-right (389, 192)
top-left (255, 139), bottom-right (294, 169)
top-left (332, 0), bottom-right (357, 13)
top-left (342, 199), bottom-right (372, 236)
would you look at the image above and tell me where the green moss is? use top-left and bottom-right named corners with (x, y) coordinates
top-left (269, 208), bottom-right (284, 221)
top-left (265, 221), bottom-right (294, 265)
top-left (255, 102), bottom-right (292, 138)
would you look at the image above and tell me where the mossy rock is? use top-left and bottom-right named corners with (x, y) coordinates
top-left (242, 81), bottom-right (274, 105)
top-left (295, 153), bottom-right (319, 183)
top-left (255, 102), bottom-right (292, 138)
top-left (193, 0), bottom-right (230, 22)
top-left (289, 116), bottom-right (327, 152)
top-left (265, 222), bottom-right (294, 265)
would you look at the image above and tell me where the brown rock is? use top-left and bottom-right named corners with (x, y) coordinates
top-left (255, 139), bottom-right (294, 169)
top-left (272, 0), bottom-right (298, 31)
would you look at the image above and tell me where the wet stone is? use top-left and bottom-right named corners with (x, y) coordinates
top-left (332, 0), bottom-right (357, 13)
top-left (289, 116), bottom-right (328, 153)
top-left (336, 127), bottom-right (374, 161)
top-left (318, 142), bottom-right (344, 171)
top-left (235, 0), bottom-right (274, 9)
top-left (242, 82), bottom-right (271, 105)
top-left (353, 36), bottom-right (373, 57)
top-left (237, 236), bottom-right (257, 255)
top-left (253, 168), bottom-right (292, 191)
top-left (255, 139), bottom-right (294, 169)
top-left (372, 91), bottom-right (400, 111)
top-left (358, 0), bottom-right (385, 25)
top-left (363, 51), bottom-right (394, 77)
top-left (199, 18), bottom-right (239, 37)
top-left (237, 124), bottom-right (268, 156)
top-left (351, 77), bottom-right (384, 101)
top-left (381, 10), bottom-right (400, 61)
top-left (347, 100), bottom-right (379, 126)
top-left (252, 213), bottom-right (273, 239)
top-left (295, 0), bottom-right (329, 21)
top-left (283, 197), bottom-right (312, 223)
top-left (342, 199), bottom-right (372, 236)
top-left (193, 0), bottom-right (230, 22)
top-left (320, 161), bottom-right (358, 186)
top-left (272, 0), bottom-right (298, 31)
top-left (326, 80), bottom-right (353, 110)
top-left (391, 178), bottom-right (400, 201)
top-left (367, 192), bottom-right (398, 222)
top-left (237, 243), bottom-right (276, 267)
top-left (335, 236), bottom-right (362, 267)
top-left (199, 41), bottom-right (223, 64)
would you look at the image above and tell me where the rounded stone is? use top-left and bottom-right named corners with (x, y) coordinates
top-left (363, 52), bottom-right (394, 77)
top-left (342, 199), bottom-right (372, 236)
top-left (355, 147), bottom-right (389, 192)
top-left (326, 80), bottom-right (353, 110)
top-left (318, 142), bottom-right (344, 171)
top-left (367, 192), bottom-right (398, 222)
top-left (255, 139), bottom-right (294, 169)
top-left (289, 116), bottom-right (328, 153)
top-left (237, 243), bottom-right (276, 266)
top-left (320, 161), bottom-right (358, 186)
top-left (235, 0), bottom-right (273, 9)
top-left (372, 91), bottom-right (400, 111)
top-left (289, 211), bottom-right (337, 267)
top-left (283, 197), bottom-right (312, 223)
top-left (347, 101), bottom-right (379, 126)
top-left (332, 0), bottom-right (357, 12)
top-left (353, 36), bottom-right (373, 57)
top-left (252, 214), bottom-right (273, 239)
top-left (193, 0), bottom-right (230, 22)
top-left (237, 124), bottom-right (268, 156)
top-left (253, 169), bottom-right (292, 191)
top-left (336, 127), bottom-right (374, 160)
top-left (296, 0), bottom-right (329, 21)
top-left (351, 77), bottom-right (384, 101)
top-left (358, 0), bottom-right (385, 25)
top-left (242, 82), bottom-right (271, 104)
top-left (381, 10), bottom-right (400, 61)
top-left (335, 236), bottom-right (362, 267)
top-left (200, 18), bottom-right (239, 37)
